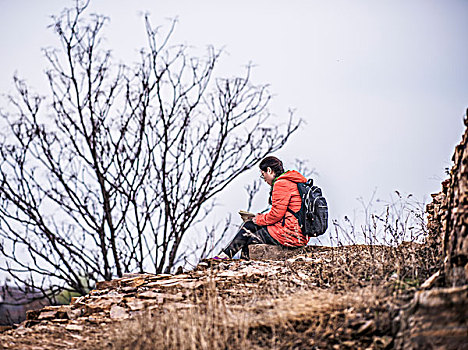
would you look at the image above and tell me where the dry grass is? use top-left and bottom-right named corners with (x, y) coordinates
top-left (86, 241), bottom-right (436, 350)
top-left (97, 285), bottom-right (250, 350)
top-left (92, 286), bottom-right (396, 350)
top-left (84, 195), bottom-right (438, 349)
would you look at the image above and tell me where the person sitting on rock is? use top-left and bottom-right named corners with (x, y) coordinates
top-left (214, 156), bottom-right (309, 260)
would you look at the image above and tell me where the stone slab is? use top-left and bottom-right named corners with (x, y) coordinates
top-left (396, 285), bottom-right (468, 349)
top-left (249, 244), bottom-right (308, 260)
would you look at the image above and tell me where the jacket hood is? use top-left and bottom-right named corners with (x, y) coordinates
top-left (276, 170), bottom-right (307, 184)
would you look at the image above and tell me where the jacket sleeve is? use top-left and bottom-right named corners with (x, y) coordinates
top-left (255, 180), bottom-right (292, 226)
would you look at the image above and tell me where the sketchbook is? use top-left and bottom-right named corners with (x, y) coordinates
top-left (238, 210), bottom-right (255, 222)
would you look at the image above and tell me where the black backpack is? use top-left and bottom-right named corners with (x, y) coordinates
top-left (288, 179), bottom-right (328, 237)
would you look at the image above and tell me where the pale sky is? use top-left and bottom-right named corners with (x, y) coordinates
top-left (0, 0), bottom-right (467, 246)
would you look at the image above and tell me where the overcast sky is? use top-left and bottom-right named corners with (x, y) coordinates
top-left (0, 0), bottom-right (467, 245)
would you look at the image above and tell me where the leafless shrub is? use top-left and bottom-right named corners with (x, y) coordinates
top-left (331, 191), bottom-right (437, 290)
top-left (0, 0), bottom-right (299, 301)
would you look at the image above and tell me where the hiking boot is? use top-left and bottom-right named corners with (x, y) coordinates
top-left (212, 255), bottom-right (229, 261)
top-left (212, 252), bottom-right (229, 260)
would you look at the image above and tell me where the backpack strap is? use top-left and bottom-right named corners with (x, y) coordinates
top-left (282, 208), bottom-right (299, 226)
top-left (287, 207), bottom-right (299, 219)
top-left (273, 178), bottom-right (301, 226)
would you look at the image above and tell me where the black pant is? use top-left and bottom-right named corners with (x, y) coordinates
top-left (222, 221), bottom-right (280, 259)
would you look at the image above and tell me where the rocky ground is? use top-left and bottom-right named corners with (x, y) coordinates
top-left (0, 243), bottom-right (452, 350)
top-left (3, 114), bottom-right (468, 349)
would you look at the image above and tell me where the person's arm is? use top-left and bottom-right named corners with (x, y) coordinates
top-left (255, 180), bottom-right (291, 226)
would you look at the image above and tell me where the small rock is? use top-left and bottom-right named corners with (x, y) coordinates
top-left (85, 317), bottom-right (98, 324)
top-left (109, 305), bottom-right (129, 320)
top-left (373, 335), bottom-right (393, 349)
top-left (0, 326), bottom-right (13, 333)
top-left (95, 280), bottom-right (118, 290)
top-left (218, 270), bottom-right (238, 278)
top-left (249, 244), bottom-right (305, 260)
top-left (357, 320), bottom-right (375, 335)
top-left (70, 296), bottom-right (83, 305)
top-left (65, 324), bottom-right (84, 332)
top-left (51, 319), bottom-right (68, 324)
top-left (146, 279), bottom-right (182, 287)
top-left (147, 274), bottom-right (173, 281)
top-left (178, 281), bottom-right (204, 289)
top-left (420, 271), bottom-right (441, 289)
top-left (125, 298), bottom-right (148, 311)
top-left (341, 340), bottom-right (356, 348)
top-left (67, 308), bottom-right (83, 320)
top-left (120, 286), bottom-right (137, 293)
top-left (26, 310), bottom-right (42, 321)
top-left (137, 291), bottom-right (162, 299)
top-left (88, 296), bottom-right (123, 309)
top-left (38, 310), bottom-right (60, 320)
top-left (119, 277), bottom-right (147, 288)
top-left (83, 305), bottom-right (104, 316)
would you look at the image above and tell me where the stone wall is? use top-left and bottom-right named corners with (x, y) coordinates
top-left (426, 113), bottom-right (468, 286)
top-left (425, 179), bottom-right (448, 260)
top-left (396, 113), bottom-right (468, 349)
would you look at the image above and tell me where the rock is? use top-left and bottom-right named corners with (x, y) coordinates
top-left (413, 113), bottom-right (468, 350)
top-left (146, 274), bottom-right (173, 280)
top-left (83, 304), bottom-right (104, 317)
top-left (65, 324), bottom-right (84, 332)
top-left (145, 279), bottom-right (183, 287)
top-left (356, 319), bottom-right (375, 335)
top-left (417, 284), bottom-right (467, 308)
top-left (137, 291), bottom-right (162, 299)
top-left (340, 340), bottom-right (356, 348)
top-left (70, 296), bottom-right (86, 306)
top-left (36, 306), bottom-right (70, 320)
top-left (25, 309), bottom-right (42, 320)
top-left (373, 336), bottom-right (393, 349)
top-left (95, 280), bottom-right (118, 290)
top-left (177, 281), bottom-right (204, 289)
top-left (395, 285), bottom-right (468, 349)
top-left (0, 326), bottom-right (13, 333)
top-left (87, 296), bottom-right (123, 309)
top-left (420, 271), bottom-right (441, 290)
top-left (37, 310), bottom-right (60, 320)
top-left (136, 292), bottom-right (183, 304)
top-left (427, 117), bottom-right (468, 286)
top-left (218, 270), bottom-right (238, 278)
top-left (122, 273), bottom-right (143, 278)
top-left (125, 298), bottom-right (148, 311)
top-left (249, 244), bottom-right (308, 260)
top-left (51, 319), bottom-right (67, 325)
top-left (163, 302), bottom-right (196, 310)
top-left (119, 276), bottom-right (148, 288)
top-left (66, 308), bottom-right (83, 320)
top-left (120, 286), bottom-right (138, 293)
top-left (109, 305), bottom-right (129, 320)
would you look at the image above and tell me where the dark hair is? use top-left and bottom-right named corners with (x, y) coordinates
top-left (259, 156), bottom-right (284, 177)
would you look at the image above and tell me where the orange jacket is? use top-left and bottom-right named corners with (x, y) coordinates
top-left (255, 170), bottom-right (309, 247)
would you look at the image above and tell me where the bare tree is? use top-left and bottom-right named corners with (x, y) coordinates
top-left (0, 1), bottom-right (299, 299)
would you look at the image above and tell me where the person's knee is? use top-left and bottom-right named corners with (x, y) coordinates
top-left (243, 221), bottom-right (256, 232)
